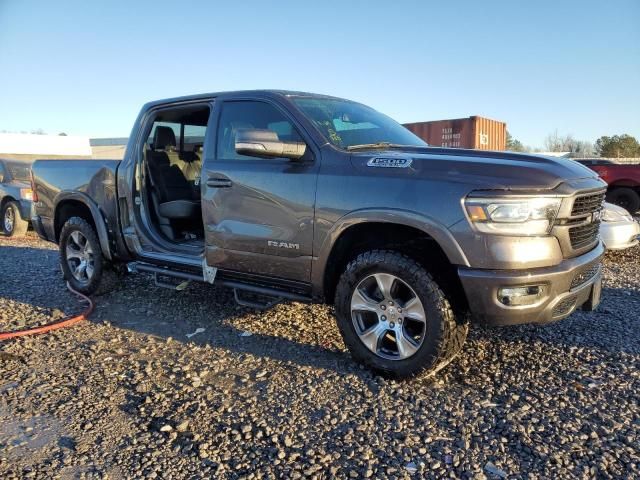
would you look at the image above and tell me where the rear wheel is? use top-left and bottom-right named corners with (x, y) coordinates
top-left (59, 217), bottom-right (120, 295)
top-left (606, 187), bottom-right (640, 214)
top-left (335, 250), bottom-right (468, 378)
top-left (2, 201), bottom-right (28, 237)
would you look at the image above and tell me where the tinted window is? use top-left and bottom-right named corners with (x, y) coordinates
top-left (5, 162), bottom-right (30, 181)
top-left (292, 97), bottom-right (427, 149)
top-left (216, 101), bottom-right (303, 160)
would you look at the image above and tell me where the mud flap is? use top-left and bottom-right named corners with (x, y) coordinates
top-left (582, 276), bottom-right (602, 311)
top-left (203, 258), bottom-right (217, 284)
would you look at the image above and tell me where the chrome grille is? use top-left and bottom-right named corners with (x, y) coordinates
top-left (570, 262), bottom-right (600, 289)
top-left (571, 192), bottom-right (605, 216)
top-left (553, 188), bottom-right (606, 258)
top-left (569, 222), bottom-right (600, 249)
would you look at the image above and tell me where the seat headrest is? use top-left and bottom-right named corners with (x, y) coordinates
top-left (153, 126), bottom-right (176, 150)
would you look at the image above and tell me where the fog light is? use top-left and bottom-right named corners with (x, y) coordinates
top-left (498, 285), bottom-right (546, 306)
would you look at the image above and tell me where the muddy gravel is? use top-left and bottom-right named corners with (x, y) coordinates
top-left (1, 232), bottom-right (639, 479)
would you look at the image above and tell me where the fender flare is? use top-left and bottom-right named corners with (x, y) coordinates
top-left (313, 208), bottom-right (470, 291)
top-left (54, 191), bottom-right (113, 261)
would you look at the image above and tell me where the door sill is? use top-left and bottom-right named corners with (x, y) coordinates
top-left (138, 250), bottom-right (203, 269)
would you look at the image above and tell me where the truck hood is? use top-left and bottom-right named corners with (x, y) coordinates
top-left (351, 147), bottom-right (602, 191)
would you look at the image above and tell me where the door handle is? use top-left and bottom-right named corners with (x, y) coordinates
top-left (206, 178), bottom-right (232, 188)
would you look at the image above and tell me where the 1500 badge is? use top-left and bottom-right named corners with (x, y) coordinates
top-left (367, 157), bottom-right (413, 168)
top-left (268, 241), bottom-right (300, 250)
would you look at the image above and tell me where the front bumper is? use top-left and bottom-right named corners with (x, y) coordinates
top-left (458, 242), bottom-right (605, 326)
top-left (601, 219), bottom-right (640, 251)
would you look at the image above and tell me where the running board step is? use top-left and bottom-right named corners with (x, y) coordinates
top-left (129, 262), bottom-right (204, 282)
top-left (153, 273), bottom-right (191, 291)
top-left (233, 289), bottom-right (282, 310)
top-left (127, 262), bottom-right (311, 305)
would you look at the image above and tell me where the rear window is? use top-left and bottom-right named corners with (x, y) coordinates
top-left (6, 163), bottom-right (31, 181)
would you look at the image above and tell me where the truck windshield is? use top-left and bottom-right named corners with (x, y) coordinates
top-left (292, 97), bottom-right (428, 150)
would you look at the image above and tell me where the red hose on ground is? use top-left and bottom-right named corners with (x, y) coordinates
top-left (0, 283), bottom-right (94, 340)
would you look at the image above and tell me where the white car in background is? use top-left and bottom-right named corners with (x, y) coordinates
top-left (601, 202), bottom-right (640, 250)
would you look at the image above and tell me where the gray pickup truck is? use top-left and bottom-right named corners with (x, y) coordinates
top-left (31, 90), bottom-right (606, 377)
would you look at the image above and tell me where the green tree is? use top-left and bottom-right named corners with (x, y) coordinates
top-left (505, 131), bottom-right (525, 152)
top-left (595, 134), bottom-right (640, 158)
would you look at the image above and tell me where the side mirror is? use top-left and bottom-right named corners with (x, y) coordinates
top-left (235, 129), bottom-right (306, 160)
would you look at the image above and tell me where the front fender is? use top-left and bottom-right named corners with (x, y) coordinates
top-left (54, 191), bottom-right (113, 261)
top-left (312, 208), bottom-right (470, 293)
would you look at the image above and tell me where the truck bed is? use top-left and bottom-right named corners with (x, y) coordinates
top-left (31, 159), bottom-right (121, 243)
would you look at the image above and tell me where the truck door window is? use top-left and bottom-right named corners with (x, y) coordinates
top-left (216, 101), bottom-right (303, 160)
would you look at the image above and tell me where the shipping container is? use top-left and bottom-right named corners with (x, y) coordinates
top-left (404, 116), bottom-right (506, 151)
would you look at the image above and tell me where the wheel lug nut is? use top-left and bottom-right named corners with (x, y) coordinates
top-left (397, 308), bottom-right (402, 313)
top-left (380, 305), bottom-right (386, 310)
top-left (390, 322), bottom-right (395, 328)
top-left (381, 315), bottom-right (387, 321)
top-left (388, 301), bottom-right (394, 306)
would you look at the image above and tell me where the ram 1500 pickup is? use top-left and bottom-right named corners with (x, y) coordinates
top-left (31, 90), bottom-right (607, 377)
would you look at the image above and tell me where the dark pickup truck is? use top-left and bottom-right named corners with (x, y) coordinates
top-left (577, 159), bottom-right (640, 213)
top-left (32, 90), bottom-right (607, 378)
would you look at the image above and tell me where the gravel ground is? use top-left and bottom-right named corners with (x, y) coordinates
top-left (0, 232), bottom-right (638, 479)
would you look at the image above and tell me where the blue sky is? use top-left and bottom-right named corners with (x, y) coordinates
top-left (0, 0), bottom-right (638, 148)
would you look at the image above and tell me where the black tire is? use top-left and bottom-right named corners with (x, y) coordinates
top-left (59, 216), bottom-right (120, 295)
top-left (2, 201), bottom-right (29, 237)
top-left (335, 250), bottom-right (468, 379)
top-left (606, 187), bottom-right (640, 214)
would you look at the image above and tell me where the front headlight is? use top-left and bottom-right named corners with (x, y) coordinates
top-left (602, 207), bottom-right (632, 222)
top-left (602, 209), bottom-right (622, 222)
top-left (464, 196), bottom-right (561, 235)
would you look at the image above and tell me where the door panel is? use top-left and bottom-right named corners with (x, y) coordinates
top-left (202, 100), bottom-right (319, 283)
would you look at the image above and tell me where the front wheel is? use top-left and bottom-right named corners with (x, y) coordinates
top-left (335, 250), bottom-right (468, 378)
top-left (2, 201), bottom-right (29, 237)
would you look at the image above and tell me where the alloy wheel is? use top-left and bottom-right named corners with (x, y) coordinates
top-left (65, 230), bottom-right (95, 284)
top-left (4, 207), bottom-right (14, 233)
top-left (350, 273), bottom-right (427, 360)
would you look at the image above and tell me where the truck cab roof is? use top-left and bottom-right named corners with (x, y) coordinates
top-left (142, 90), bottom-right (351, 110)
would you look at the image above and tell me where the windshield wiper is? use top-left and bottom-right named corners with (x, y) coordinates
top-left (346, 142), bottom-right (422, 151)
